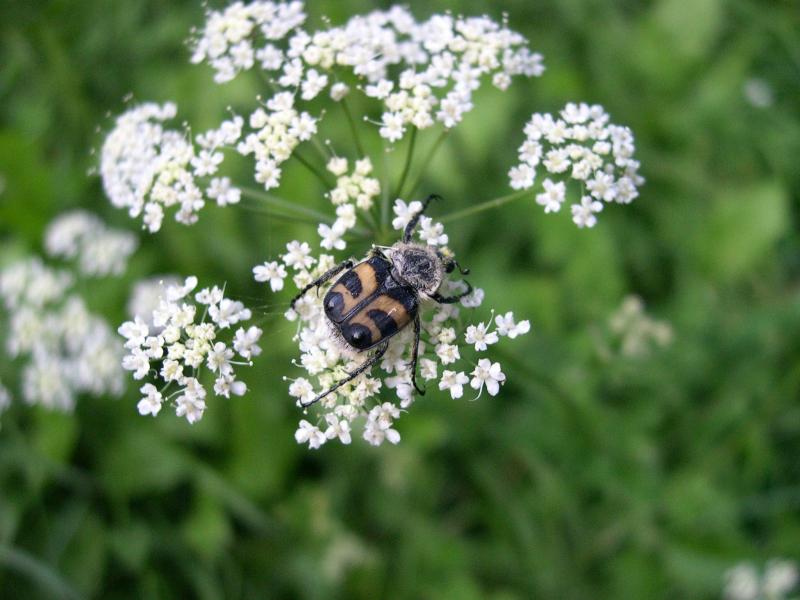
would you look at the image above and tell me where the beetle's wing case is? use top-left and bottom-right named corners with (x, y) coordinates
top-left (323, 255), bottom-right (391, 323)
top-left (341, 288), bottom-right (418, 350)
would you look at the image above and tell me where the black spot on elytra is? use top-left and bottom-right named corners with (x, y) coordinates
top-left (340, 270), bottom-right (362, 298)
top-left (387, 287), bottom-right (418, 314)
top-left (367, 256), bottom-right (391, 284)
top-left (323, 291), bottom-right (345, 321)
top-left (368, 309), bottom-right (398, 338)
top-left (342, 323), bottom-right (373, 350)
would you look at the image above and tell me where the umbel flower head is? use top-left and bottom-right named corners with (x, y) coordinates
top-left (45, 210), bottom-right (138, 277)
top-left (508, 102), bottom-right (644, 228)
top-left (723, 559), bottom-right (798, 600)
top-left (255, 199), bottom-right (530, 448)
top-left (190, 2), bottom-right (544, 140)
top-left (100, 102), bottom-right (244, 232)
top-left (119, 276), bottom-right (263, 423)
top-left (0, 257), bottom-right (125, 412)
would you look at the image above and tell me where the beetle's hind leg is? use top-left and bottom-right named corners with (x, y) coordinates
top-left (300, 340), bottom-right (390, 408)
top-left (403, 194), bottom-right (442, 243)
top-left (410, 313), bottom-right (425, 395)
top-left (429, 280), bottom-right (473, 304)
top-left (290, 259), bottom-right (354, 311)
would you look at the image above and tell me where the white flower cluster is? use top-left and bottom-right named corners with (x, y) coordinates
top-left (724, 560), bottom-right (798, 600)
top-left (0, 258), bottom-right (124, 412)
top-left (119, 276), bottom-right (263, 423)
top-left (191, 3), bottom-right (544, 142)
top-left (190, 1), bottom-right (307, 84)
top-left (508, 102), bottom-right (644, 228)
top-left (236, 91), bottom-right (317, 192)
top-left (257, 202), bottom-right (530, 449)
top-left (44, 210), bottom-right (138, 277)
top-left (606, 295), bottom-right (672, 358)
top-left (318, 157), bottom-right (380, 250)
top-left (126, 276), bottom-right (182, 329)
top-left (101, 102), bottom-right (243, 232)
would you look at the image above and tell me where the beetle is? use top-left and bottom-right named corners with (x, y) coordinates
top-left (290, 194), bottom-right (472, 407)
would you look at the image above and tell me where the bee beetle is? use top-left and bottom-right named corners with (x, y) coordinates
top-left (290, 194), bottom-right (472, 407)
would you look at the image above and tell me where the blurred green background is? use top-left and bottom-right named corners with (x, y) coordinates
top-left (1, 0), bottom-right (799, 598)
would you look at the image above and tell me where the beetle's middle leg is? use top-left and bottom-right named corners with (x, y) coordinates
top-left (300, 340), bottom-right (390, 408)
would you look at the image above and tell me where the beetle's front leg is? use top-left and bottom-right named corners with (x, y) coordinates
top-left (428, 280), bottom-right (473, 304)
top-left (290, 259), bottom-right (354, 311)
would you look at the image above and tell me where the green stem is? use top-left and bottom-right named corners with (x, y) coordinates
top-left (241, 188), bottom-right (331, 223)
top-left (380, 144), bottom-right (392, 234)
top-left (236, 202), bottom-right (322, 226)
top-left (394, 126), bottom-right (417, 200)
top-left (291, 151), bottom-right (333, 188)
top-left (359, 206), bottom-right (379, 232)
top-left (0, 543), bottom-right (83, 600)
top-left (309, 134), bottom-right (331, 164)
top-left (404, 129), bottom-right (449, 199)
top-left (241, 188), bottom-right (371, 237)
top-left (440, 189), bottom-right (529, 223)
top-left (341, 98), bottom-right (365, 156)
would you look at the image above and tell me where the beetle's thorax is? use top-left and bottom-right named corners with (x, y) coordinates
top-left (388, 242), bottom-right (443, 296)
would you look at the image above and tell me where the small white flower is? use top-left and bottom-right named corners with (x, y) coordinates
top-left (439, 370), bottom-right (469, 399)
top-left (122, 348), bottom-right (151, 380)
top-left (318, 222), bottom-right (347, 250)
top-left (295, 419), bottom-right (326, 449)
top-left (363, 421), bottom-right (401, 446)
top-left (495, 312), bottom-right (531, 339)
top-left (391, 199), bottom-right (423, 230)
top-left (324, 414), bottom-right (352, 444)
top-left (509, 164), bottom-right (535, 190)
top-left (207, 342), bottom-right (234, 375)
top-left (435, 343), bottom-right (460, 365)
top-left (175, 393), bottom-right (206, 424)
top-left (118, 317), bottom-right (150, 349)
top-left (253, 260), bottom-right (287, 291)
top-left (470, 359), bottom-right (506, 397)
top-left (137, 383), bottom-right (163, 416)
top-left (379, 112), bottom-right (405, 142)
top-left (233, 326), bottom-right (262, 359)
top-left (191, 149), bottom-right (223, 176)
top-left (420, 358), bottom-right (438, 381)
top-left (571, 195), bottom-right (603, 228)
top-left (282, 241), bottom-right (315, 270)
top-left (460, 287), bottom-right (484, 308)
top-left (330, 82), bottom-right (350, 101)
top-left (207, 177), bottom-right (241, 206)
top-left (418, 217), bottom-right (448, 246)
top-left (535, 178), bottom-right (565, 213)
top-left (326, 157), bottom-right (348, 176)
top-left (465, 322), bottom-right (499, 351)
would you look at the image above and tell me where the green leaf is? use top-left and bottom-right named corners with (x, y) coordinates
top-left (700, 180), bottom-right (788, 282)
top-left (98, 428), bottom-right (189, 497)
top-left (652, 0), bottom-right (723, 61)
